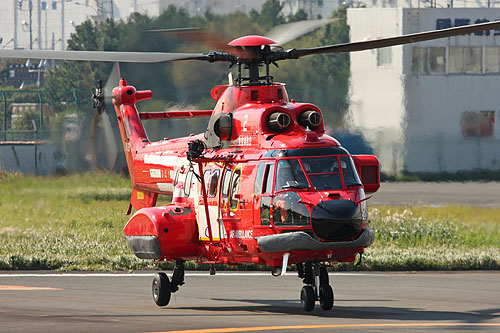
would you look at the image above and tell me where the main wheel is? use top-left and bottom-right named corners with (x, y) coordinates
top-left (152, 272), bottom-right (171, 306)
top-left (319, 284), bottom-right (334, 310)
top-left (300, 286), bottom-right (316, 312)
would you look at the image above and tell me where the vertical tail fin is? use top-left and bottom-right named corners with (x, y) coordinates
top-left (112, 78), bottom-right (156, 213)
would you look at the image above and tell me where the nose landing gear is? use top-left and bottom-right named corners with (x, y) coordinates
top-left (297, 262), bottom-right (334, 311)
top-left (152, 260), bottom-right (185, 307)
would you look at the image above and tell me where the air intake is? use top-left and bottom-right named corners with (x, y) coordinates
top-left (268, 112), bottom-right (291, 131)
top-left (298, 110), bottom-right (322, 129)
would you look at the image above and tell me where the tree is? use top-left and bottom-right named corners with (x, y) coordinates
top-left (43, 4), bottom-right (351, 134)
top-left (287, 9), bottom-right (308, 22)
top-left (273, 8), bottom-right (350, 128)
top-left (250, 0), bottom-right (285, 30)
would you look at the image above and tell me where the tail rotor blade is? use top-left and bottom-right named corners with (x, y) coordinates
top-left (101, 112), bottom-right (118, 170)
top-left (89, 110), bottom-right (101, 168)
top-left (104, 62), bottom-right (121, 100)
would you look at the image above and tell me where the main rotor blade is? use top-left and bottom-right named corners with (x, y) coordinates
top-left (147, 28), bottom-right (248, 58)
top-left (294, 20), bottom-right (500, 57)
top-left (266, 18), bottom-right (339, 46)
top-left (147, 28), bottom-right (230, 52)
top-left (0, 49), bottom-right (206, 63)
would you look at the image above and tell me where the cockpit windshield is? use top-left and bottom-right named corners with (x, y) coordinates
top-left (274, 153), bottom-right (362, 192)
top-left (275, 159), bottom-right (309, 191)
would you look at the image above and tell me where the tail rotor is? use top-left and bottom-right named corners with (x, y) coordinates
top-left (90, 66), bottom-right (119, 171)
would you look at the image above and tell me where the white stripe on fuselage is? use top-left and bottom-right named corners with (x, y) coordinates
top-left (157, 183), bottom-right (175, 192)
top-left (144, 154), bottom-right (189, 168)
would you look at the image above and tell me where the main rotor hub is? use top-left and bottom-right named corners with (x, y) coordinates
top-left (226, 35), bottom-right (283, 86)
top-left (228, 35), bottom-right (277, 47)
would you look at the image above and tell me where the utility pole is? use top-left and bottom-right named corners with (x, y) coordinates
top-left (29, 0), bottom-right (33, 49)
top-left (44, 4), bottom-right (48, 49)
top-left (14, 0), bottom-right (18, 49)
top-left (37, 0), bottom-right (42, 49)
top-left (61, 0), bottom-right (65, 50)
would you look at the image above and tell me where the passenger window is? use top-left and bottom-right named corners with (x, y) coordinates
top-left (174, 171), bottom-right (179, 186)
top-left (209, 169), bottom-right (220, 198)
top-left (184, 171), bottom-right (193, 197)
top-left (203, 170), bottom-right (211, 195)
top-left (230, 169), bottom-right (241, 209)
top-left (222, 168), bottom-right (232, 198)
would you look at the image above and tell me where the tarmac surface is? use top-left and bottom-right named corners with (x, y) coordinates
top-left (2, 182), bottom-right (500, 332)
top-left (1, 271), bottom-right (499, 332)
top-left (371, 181), bottom-right (500, 207)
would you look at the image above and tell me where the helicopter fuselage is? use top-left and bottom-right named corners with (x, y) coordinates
top-left (115, 78), bottom-right (380, 269)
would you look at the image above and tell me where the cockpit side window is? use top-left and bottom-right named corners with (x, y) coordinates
top-left (263, 163), bottom-right (275, 194)
top-left (340, 156), bottom-right (362, 187)
top-left (255, 162), bottom-right (275, 194)
top-left (254, 163), bottom-right (266, 195)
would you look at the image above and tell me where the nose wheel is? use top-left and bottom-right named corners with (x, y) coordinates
top-left (297, 262), bottom-right (334, 311)
top-left (152, 260), bottom-right (185, 307)
top-left (152, 272), bottom-right (171, 306)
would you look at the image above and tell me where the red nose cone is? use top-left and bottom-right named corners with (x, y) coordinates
top-left (228, 35), bottom-right (277, 47)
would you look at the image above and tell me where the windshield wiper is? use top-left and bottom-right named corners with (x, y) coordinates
top-left (282, 181), bottom-right (309, 189)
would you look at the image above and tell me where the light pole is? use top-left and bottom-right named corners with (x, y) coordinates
top-left (74, 0), bottom-right (104, 20)
top-left (17, 0), bottom-right (34, 49)
top-left (28, 0), bottom-right (32, 49)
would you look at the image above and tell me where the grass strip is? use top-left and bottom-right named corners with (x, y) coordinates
top-left (0, 172), bottom-right (499, 271)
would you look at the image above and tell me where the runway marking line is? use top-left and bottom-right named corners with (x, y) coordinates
top-left (150, 322), bottom-right (500, 333)
top-left (0, 285), bottom-right (62, 291)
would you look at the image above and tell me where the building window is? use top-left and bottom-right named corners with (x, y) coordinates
top-left (411, 47), bottom-right (427, 73)
top-left (465, 47), bottom-right (482, 73)
top-left (449, 47), bottom-right (464, 73)
top-left (377, 47), bottom-right (392, 66)
top-left (411, 47), bottom-right (445, 73)
top-left (429, 47), bottom-right (446, 73)
top-left (485, 47), bottom-right (500, 73)
top-left (461, 111), bottom-right (495, 138)
top-left (414, 46), bottom-right (500, 75)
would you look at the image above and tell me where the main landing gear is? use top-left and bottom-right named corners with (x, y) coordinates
top-left (152, 260), bottom-right (185, 306)
top-left (297, 262), bottom-right (334, 311)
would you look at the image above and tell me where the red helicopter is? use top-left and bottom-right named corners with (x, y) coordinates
top-left (2, 18), bottom-right (500, 311)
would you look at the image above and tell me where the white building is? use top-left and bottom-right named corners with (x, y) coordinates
top-left (347, 7), bottom-right (500, 173)
top-left (280, 0), bottom-right (338, 19)
top-left (0, 1), bottom-right (273, 51)
top-left (1, 0), bottom-right (115, 51)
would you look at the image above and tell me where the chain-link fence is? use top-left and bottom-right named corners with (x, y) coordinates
top-left (0, 90), bottom-right (92, 142)
top-left (0, 90), bottom-right (102, 175)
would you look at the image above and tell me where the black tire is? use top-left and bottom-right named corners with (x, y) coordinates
top-left (319, 284), bottom-right (334, 311)
top-left (152, 272), bottom-right (171, 306)
top-left (300, 286), bottom-right (316, 312)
